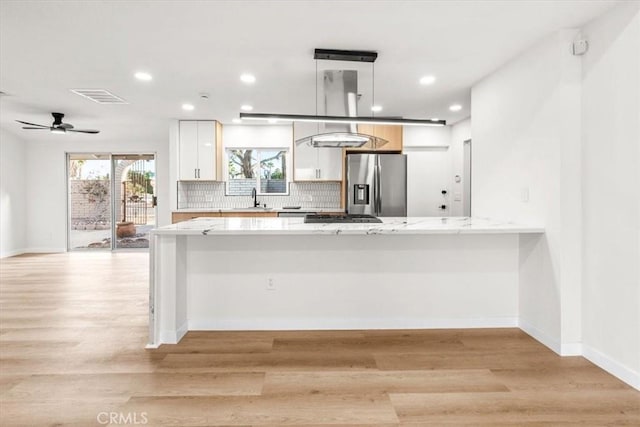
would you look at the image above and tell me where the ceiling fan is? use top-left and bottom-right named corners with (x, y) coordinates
top-left (16, 112), bottom-right (100, 134)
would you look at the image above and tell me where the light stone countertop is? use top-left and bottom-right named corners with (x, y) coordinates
top-left (153, 216), bottom-right (544, 236)
top-left (172, 208), bottom-right (345, 213)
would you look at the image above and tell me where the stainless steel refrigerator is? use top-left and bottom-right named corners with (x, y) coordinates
top-left (346, 153), bottom-right (407, 217)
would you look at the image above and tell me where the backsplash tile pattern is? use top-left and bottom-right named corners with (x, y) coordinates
top-left (177, 181), bottom-right (341, 209)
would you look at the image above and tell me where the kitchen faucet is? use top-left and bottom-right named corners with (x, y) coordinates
top-left (251, 187), bottom-right (259, 208)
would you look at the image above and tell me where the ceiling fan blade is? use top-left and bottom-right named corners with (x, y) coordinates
top-left (16, 120), bottom-right (48, 127)
top-left (59, 123), bottom-right (74, 129)
top-left (68, 129), bottom-right (100, 134)
top-left (22, 127), bottom-right (51, 130)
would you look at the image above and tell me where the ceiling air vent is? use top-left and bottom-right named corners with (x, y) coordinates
top-left (70, 89), bottom-right (128, 104)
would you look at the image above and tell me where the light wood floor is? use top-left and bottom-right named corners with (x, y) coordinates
top-left (1, 253), bottom-right (638, 426)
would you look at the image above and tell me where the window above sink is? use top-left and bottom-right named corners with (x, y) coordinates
top-left (226, 148), bottom-right (289, 196)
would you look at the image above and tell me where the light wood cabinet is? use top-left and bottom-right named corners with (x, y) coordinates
top-left (172, 211), bottom-right (278, 223)
top-left (172, 212), bottom-right (221, 223)
top-left (178, 121), bottom-right (219, 180)
top-left (351, 124), bottom-right (403, 152)
top-left (293, 122), bottom-right (342, 181)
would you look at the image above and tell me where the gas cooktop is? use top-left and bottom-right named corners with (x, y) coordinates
top-left (303, 214), bottom-right (383, 224)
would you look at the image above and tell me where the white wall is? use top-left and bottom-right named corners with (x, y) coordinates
top-left (222, 124), bottom-right (292, 149)
top-left (580, 2), bottom-right (640, 388)
top-left (25, 137), bottom-right (170, 252)
top-left (0, 128), bottom-right (27, 258)
top-left (450, 119), bottom-right (471, 216)
top-left (471, 29), bottom-right (583, 355)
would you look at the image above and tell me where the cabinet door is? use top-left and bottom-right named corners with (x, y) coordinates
top-left (197, 121), bottom-right (216, 180)
top-left (293, 122), bottom-right (320, 180)
top-left (179, 121), bottom-right (199, 180)
top-left (373, 125), bottom-right (403, 151)
top-left (317, 147), bottom-right (342, 180)
top-left (353, 124), bottom-right (403, 152)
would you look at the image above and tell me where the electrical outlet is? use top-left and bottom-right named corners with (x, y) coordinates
top-left (521, 187), bottom-right (530, 203)
top-left (266, 278), bottom-right (276, 291)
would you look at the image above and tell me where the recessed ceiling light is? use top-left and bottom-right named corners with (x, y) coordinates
top-left (182, 103), bottom-right (195, 111)
top-left (240, 105), bottom-right (253, 111)
top-left (232, 118), bottom-right (242, 124)
top-left (419, 75), bottom-right (436, 85)
top-left (371, 105), bottom-right (383, 113)
top-left (449, 104), bottom-right (462, 112)
top-left (134, 71), bottom-right (153, 81)
top-left (240, 73), bottom-right (256, 84)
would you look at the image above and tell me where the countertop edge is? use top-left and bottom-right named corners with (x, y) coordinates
top-left (152, 217), bottom-right (545, 236)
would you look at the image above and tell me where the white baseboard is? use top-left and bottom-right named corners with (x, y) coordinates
top-left (0, 248), bottom-right (26, 259)
top-left (519, 320), bottom-right (562, 355)
top-left (188, 316), bottom-right (519, 331)
top-left (176, 320), bottom-right (188, 342)
top-left (24, 247), bottom-right (66, 254)
top-left (561, 342), bottom-right (583, 356)
top-left (583, 344), bottom-right (640, 391)
top-left (158, 321), bottom-right (189, 345)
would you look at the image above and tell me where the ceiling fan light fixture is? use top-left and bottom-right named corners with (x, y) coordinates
top-left (51, 127), bottom-right (66, 134)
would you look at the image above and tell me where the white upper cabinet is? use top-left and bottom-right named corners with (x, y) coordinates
top-left (293, 122), bottom-right (342, 181)
top-left (178, 120), bottom-right (217, 180)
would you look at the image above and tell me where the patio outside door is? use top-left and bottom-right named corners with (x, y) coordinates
top-left (67, 153), bottom-right (156, 250)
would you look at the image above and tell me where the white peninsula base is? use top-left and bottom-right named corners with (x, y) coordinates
top-left (148, 217), bottom-right (543, 347)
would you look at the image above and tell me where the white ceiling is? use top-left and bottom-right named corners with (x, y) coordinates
top-left (0, 0), bottom-right (618, 143)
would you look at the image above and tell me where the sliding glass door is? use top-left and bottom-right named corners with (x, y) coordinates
top-left (67, 153), bottom-right (156, 250)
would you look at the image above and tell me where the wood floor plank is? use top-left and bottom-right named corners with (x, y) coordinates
top-left (389, 390), bottom-right (640, 424)
top-left (158, 351), bottom-right (377, 372)
top-left (155, 337), bottom-right (274, 354)
top-left (374, 349), bottom-right (590, 371)
top-left (272, 335), bottom-right (464, 354)
top-left (122, 394), bottom-right (399, 426)
top-left (262, 369), bottom-right (508, 395)
top-left (2, 372), bottom-right (265, 400)
top-left (490, 365), bottom-right (635, 392)
top-left (0, 399), bottom-right (128, 426)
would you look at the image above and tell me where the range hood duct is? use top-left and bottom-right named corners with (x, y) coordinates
top-left (295, 70), bottom-right (388, 149)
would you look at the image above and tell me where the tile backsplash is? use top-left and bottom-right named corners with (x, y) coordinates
top-left (177, 181), bottom-right (341, 209)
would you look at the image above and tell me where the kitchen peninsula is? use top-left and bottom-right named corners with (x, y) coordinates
top-left (148, 217), bottom-right (543, 347)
